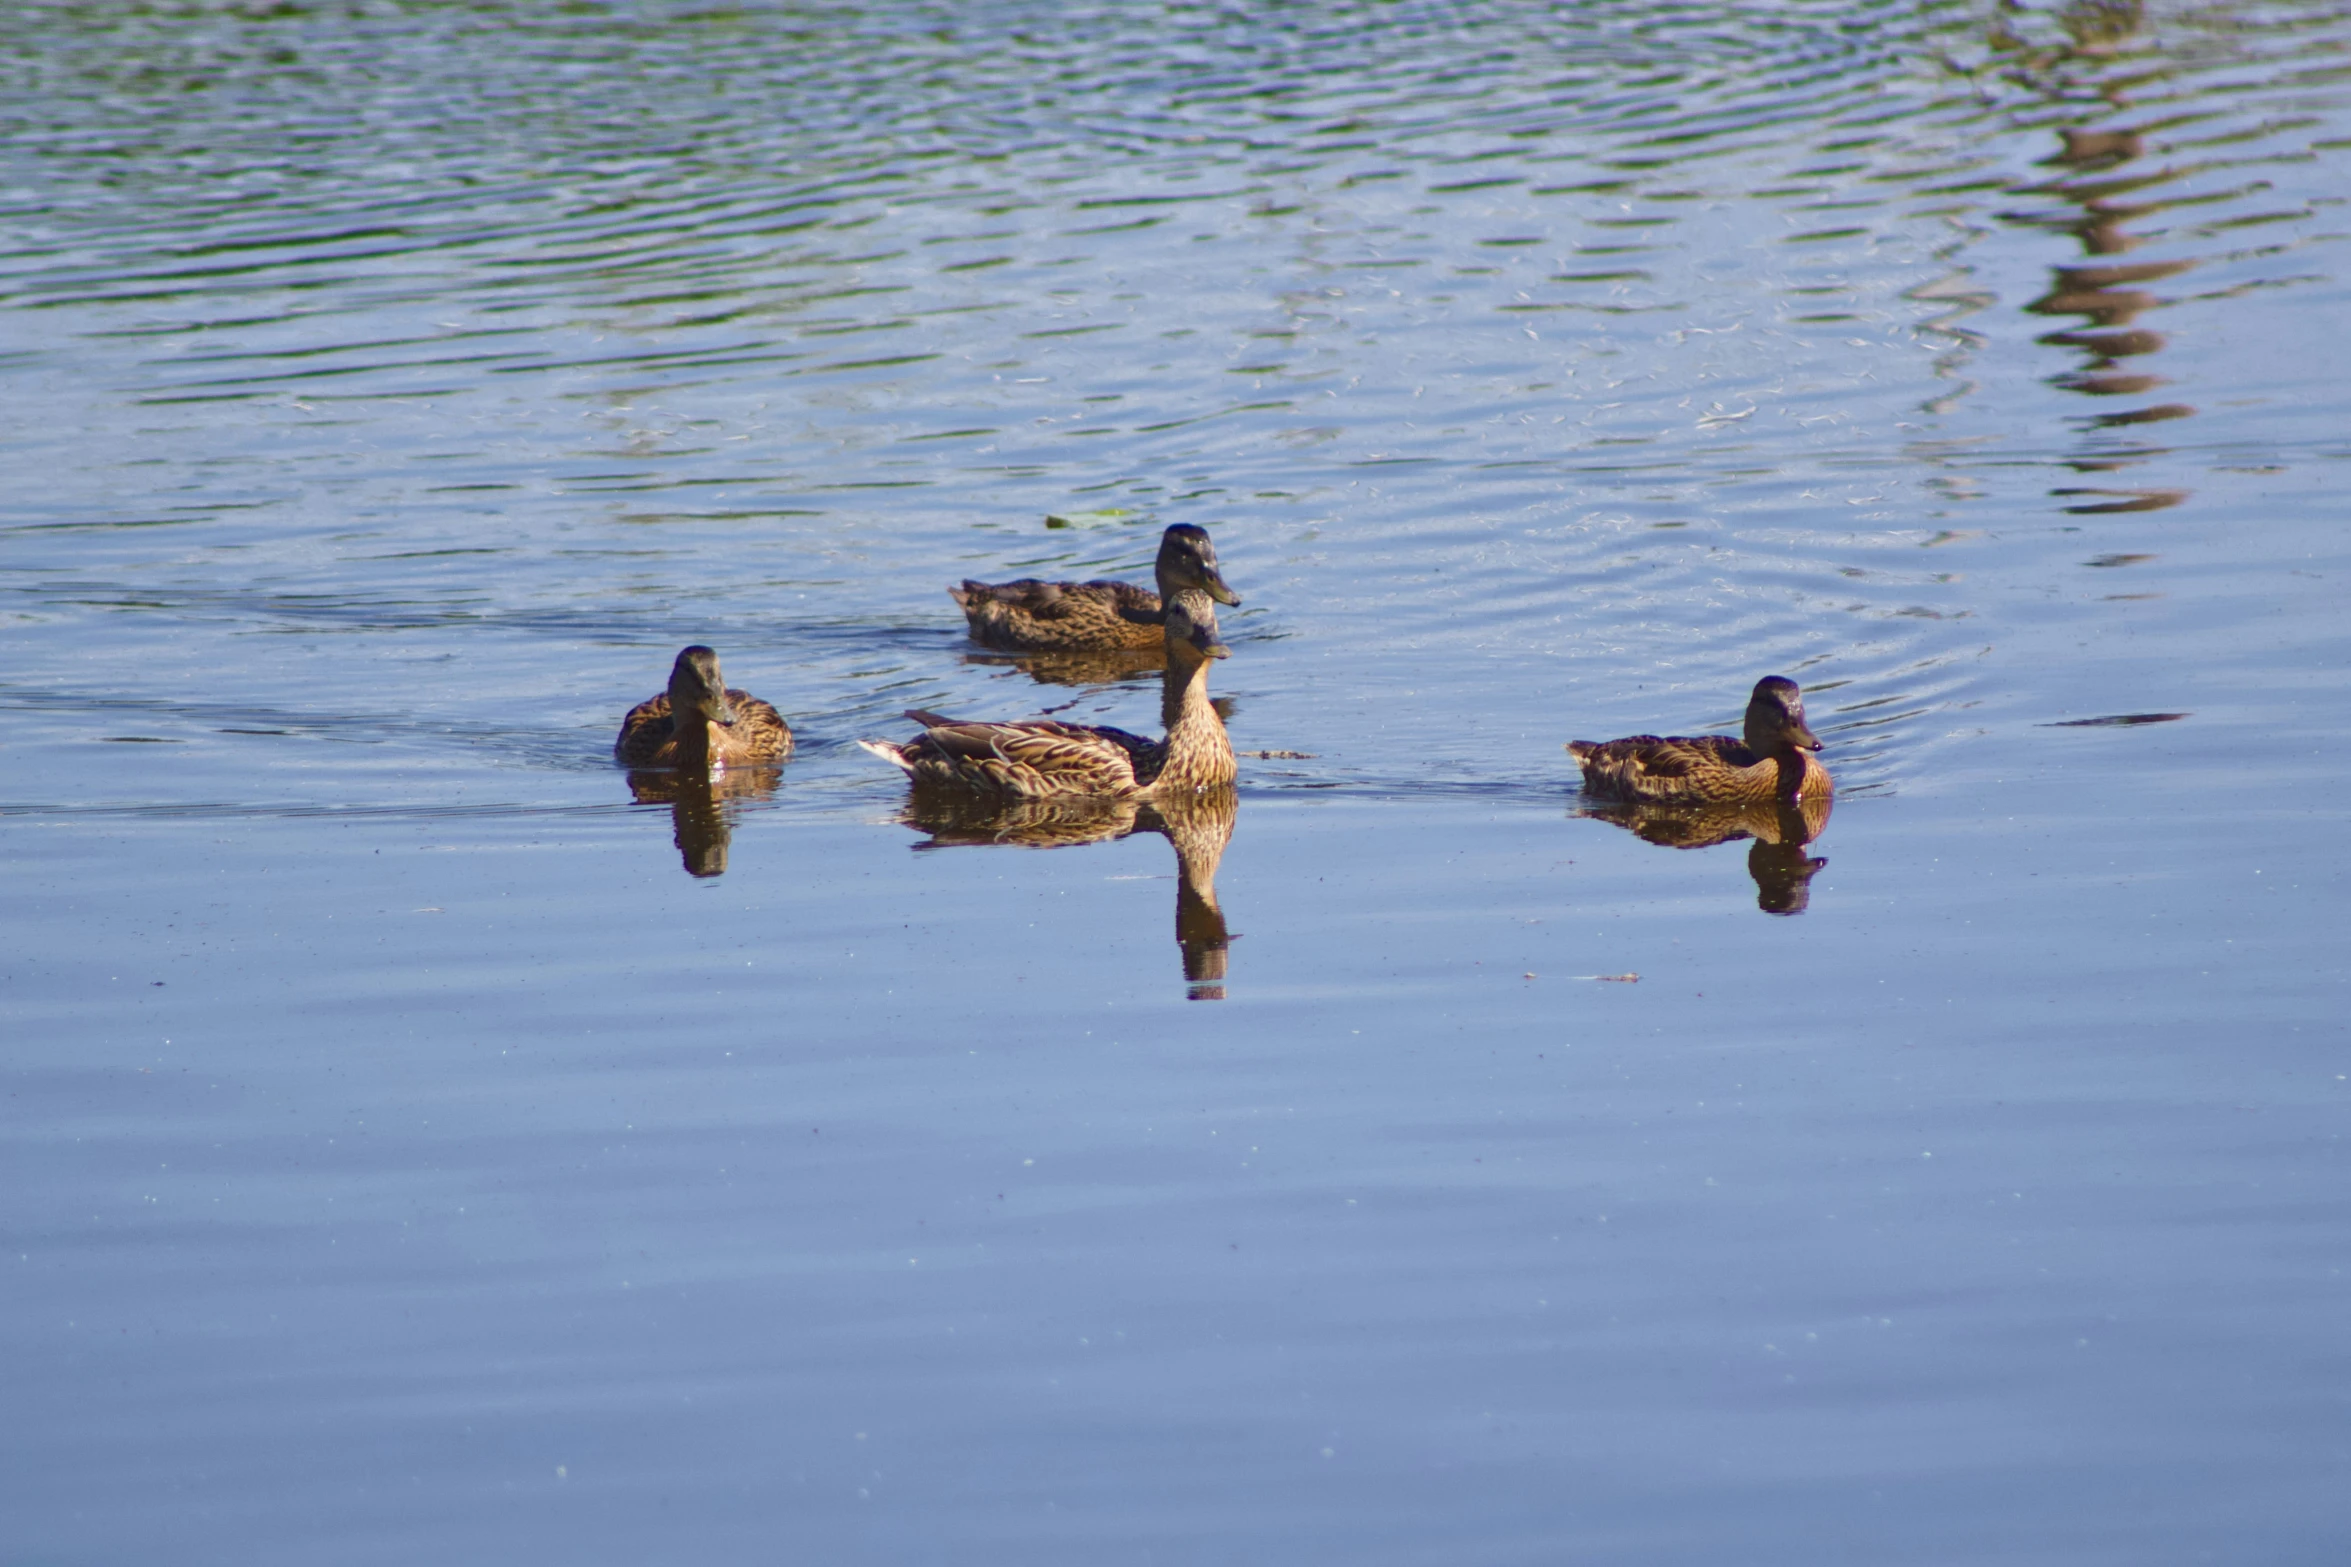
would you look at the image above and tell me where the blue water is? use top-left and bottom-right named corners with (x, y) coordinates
top-left (5, 2), bottom-right (2349, 1561)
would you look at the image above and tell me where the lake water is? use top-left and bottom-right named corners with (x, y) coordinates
top-left (5, 1), bottom-right (2349, 1560)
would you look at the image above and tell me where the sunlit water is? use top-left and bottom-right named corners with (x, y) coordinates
top-left (5, 2), bottom-right (2349, 1561)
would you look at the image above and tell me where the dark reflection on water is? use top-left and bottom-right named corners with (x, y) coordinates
top-left (1574, 791), bottom-right (1833, 915)
top-left (961, 645), bottom-right (1169, 689)
top-left (2043, 710), bottom-right (2191, 728)
top-left (2001, 0), bottom-right (2211, 514)
top-left (898, 785), bottom-right (1239, 1001)
top-left (625, 765), bottom-right (782, 878)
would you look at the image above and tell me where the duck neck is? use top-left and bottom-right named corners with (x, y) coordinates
top-left (1157, 653), bottom-right (1234, 790)
top-left (1771, 747), bottom-right (1826, 801)
top-left (670, 704), bottom-right (718, 769)
top-left (1152, 557), bottom-right (1182, 608)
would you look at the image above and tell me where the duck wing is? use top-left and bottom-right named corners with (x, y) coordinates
top-left (950, 577), bottom-right (1159, 619)
top-left (949, 577), bottom-right (1165, 651)
top-left (1567, 734), bottom-right (1755, 799)
top-left (615, 692), bottom-right (676, 764)
top-left (899, 715), bottom-right (1156, 797)
top-left (959, 580), bottom-right (1161, 615)
top-left (718, 689), bottom-right (794, 763)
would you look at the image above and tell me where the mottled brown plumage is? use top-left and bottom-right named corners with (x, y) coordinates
top-left (1567, 676), bottom-right (1830, 806)
top-left (615, 646), bottom-right (793, 770)
top-left (862, 589), bottom-right (1237, 798)
top-left (950, 524), bottom-right (1241, 652)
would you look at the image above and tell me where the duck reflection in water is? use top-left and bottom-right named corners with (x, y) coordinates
top-left (615, 646), bottom-right (792, 878)
top-left (1576, 794), bottom-right (1833, 915)
top-left (625, 764), bottom-right (782, 879)
top-left (893, 786), bottom-right (1241, 1000)
top-left (1566, 676), bottom-right (1834, 914)
top-left (963, 643), bottom-right (1173, 689)
top-left (868, 590), bottom-right (1242, 991)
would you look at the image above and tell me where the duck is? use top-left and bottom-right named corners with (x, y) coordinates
top-left (1567, 675), bottom-right (1829, 804)
top-left (949, 523), bottom-right (1241, 652)
top-left (614, 645), bottom-right (793, 770)
top-left (862, 588), bottom-right (1237, 798)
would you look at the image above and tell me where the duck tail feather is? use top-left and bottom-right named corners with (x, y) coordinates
top-left (856, 739), bottom-right (914, 773)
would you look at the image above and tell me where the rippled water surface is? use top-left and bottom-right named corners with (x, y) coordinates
top-left (6, 1), bottom-right (2350, 1560)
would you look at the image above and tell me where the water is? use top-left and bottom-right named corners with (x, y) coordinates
top-left (5, 1), bottom-right (2349, 1560)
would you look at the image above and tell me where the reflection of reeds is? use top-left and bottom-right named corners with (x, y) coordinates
top-left (2042, 711), bottom-right (2188, 728)
top-left (2053, 487), bottom-right (2186, 514)
top-left (2058, 0), bottom-right (2145, 56)
top-left (2050, 127), bottom-right (2146, 168)
top-left (1983, 0), bottom-right (2235, 518)
top-left (2028, 259), bottom-right (2192, 326)
top-left (2084, 405), bottom-right (2192, 430)
top-left (2040, 327), bottom-right (2164, 361)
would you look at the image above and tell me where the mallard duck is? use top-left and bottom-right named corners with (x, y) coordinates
top-left (862, 588), bottom-right (1236, 798)
top-left (949, 523), bottom-right (1241, 652)
top-left (614, 645), bottom-right (793, 770)
top-left (1567, 675), bottom-right (1829, 804)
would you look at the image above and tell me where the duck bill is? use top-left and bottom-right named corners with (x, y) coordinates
top-left (1197, 563), bottom-right (1242, 608)
top-left (1788, 719), bottom-right (1823, 751)
top-left (710, 698), bottom-right (740, 726)
top-left (1186, 632), bottom-right (1232, 660)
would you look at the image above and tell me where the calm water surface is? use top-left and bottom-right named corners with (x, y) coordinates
top-left (5, 2), bottom-right (2349, 1561)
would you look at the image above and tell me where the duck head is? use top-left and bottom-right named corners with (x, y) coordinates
top-left (1743, 675), bottom-right (1821, 759)
top-left (1155, 524), bottom-right (1242, 608)
top-left (667, 645), bottom-right (739, 727)
top-left (1162, 587), bottom-right (1232, 664)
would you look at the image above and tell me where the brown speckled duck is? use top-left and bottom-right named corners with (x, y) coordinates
top-left (1567, 676), bottom-right (1829, 805)
top-left (862, 589), bottom-right (1236, 798)
top-left (615, 645), bottom-right (793, 770)
top-left (949, 523), bottom-right (1241, 652)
